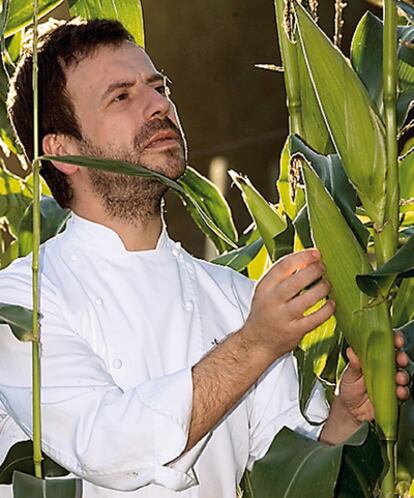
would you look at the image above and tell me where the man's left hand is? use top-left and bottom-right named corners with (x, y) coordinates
top-left (319, 331), bottom-right (410, 445)
top-left (339, 331), bottom-right (410, 422)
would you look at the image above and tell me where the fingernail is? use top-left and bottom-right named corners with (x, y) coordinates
top-left (312, 249), bottom-right (320, 259)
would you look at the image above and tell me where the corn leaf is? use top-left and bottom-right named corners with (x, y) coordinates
top-left (393, 278), bottom-right (414, 328)
top-left (399, 151), bottom-right (414, 201)
top-left (68, 0), bottom-right (145, 47)
top-left (18, 197), bottom-right (70, 257)
top-left (212, 238), bottom-right (263, 272)
top-left (295, 312), bottom-right (337, 422)
top-left (296, 40), bottom-right (334, 155)
top-left (351, 11), bottom-right (414, 128)
top-left (249, 423), bottom-right (383, 498)
top-left (229, 170), bottom-right (286, 261)
top-left (296, 4), bottom-right (387, 226)
top-left (2, 0), bottom-right (64, 38)
top-left (247, 244), bottom-right (270, 281)
top-left (302, 161), bottom-right (397, 441)
top-left (276, 139), bottom-right (305, 221)
top-left (43, 155), bottom-right (237, 249)
top-left (0, 188), bottom-right (32, 237)
top-left (0, 441), bottom-right (68, 485)
top-left (357, 235), bottom-right (414, 298)
top-left (290, 135), bottom-right (369, 250)
top-left (351, 12), bottom-right (383, 112)
top-left (178, 166), bottom-right (237, 253)
top-left (12, 471), bottom-right (81, 498)
top-left (293, 206), bottom-right (313, 249)
top-left (0, 303), bottom-right (35, 341)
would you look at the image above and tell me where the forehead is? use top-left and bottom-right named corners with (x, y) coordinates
top-left (65, 41), bottom-right (158, 102)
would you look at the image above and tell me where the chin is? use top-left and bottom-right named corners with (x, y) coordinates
top-left (141, 150), bottom-right (186, 180)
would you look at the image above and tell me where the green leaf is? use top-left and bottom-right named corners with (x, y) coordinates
top-left (3, 0), bottom-right (65, 38)
top-left (13, 471), bottom-right (81, 498)
top-left (43, 155), bottom-right (237, 249)
top-left (296, 39), bottom-right (334, 155)
top-left (249, 423), bottom-right (382, 498)
top-left (401, 319), bottom-right (414, 362)
top-left (68, 0), bottom-right (145, 47)
top-left (356, 235), bottom-right (414, 298)
top-left (302, 160), bottom-right (398, 442)
top-left (393, 277), bottom-right (414, 328)
top-left (229, 170), bottom-right (286, 261)
top-left (399, 151), bottom-right (414, 201)
top-left (0, 441), bottom-right (69, 485)
top-left (293, 205), bottom-right (313, 249)
top-left (18, 197), bottom-right (70, 257)
top-left (295, 313), bottom-right (337, 423)
top-left (396, 358), bottom-right (414, 486)
top-left (212, 237), bottom-right (263, 272)
top-left (351, 11), bottom-right (414, 128)
top-left (296, 4), bottom-right (387, 227)
top-left (178, 166), bottom-right (237, 253)
top-left (334, 424), bottom-right (384, 498)
top-left (0, 303), bottom-right (36, 341)
top-left (351, 12), bottom-right (383, 112)
top-left (276, 139), bottom-right (305, 221)
top-left (290, 135), bottom-right (369, 250)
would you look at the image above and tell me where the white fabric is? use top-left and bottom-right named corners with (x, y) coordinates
top-left (0, 213), bottom-right (329, 497)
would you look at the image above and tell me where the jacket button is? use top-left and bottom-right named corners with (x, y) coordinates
top-left (112, 359), bottom-right (123, 369)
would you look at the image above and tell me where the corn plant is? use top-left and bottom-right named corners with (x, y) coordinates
top-left (0, 0), bottom-right (414, 497)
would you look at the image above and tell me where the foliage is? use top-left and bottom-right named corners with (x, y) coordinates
top-left (0, 0), bottom-right (414, 497)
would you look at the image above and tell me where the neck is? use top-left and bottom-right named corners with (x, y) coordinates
top-left (71, 200), bottom-right (163, 252)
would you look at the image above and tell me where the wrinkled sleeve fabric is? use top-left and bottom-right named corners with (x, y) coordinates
top-left (245, 354), bottom-right (329, 469)
top-left (229, 270), bottom-right (329, 469)
top-left (0, 267), bottom-right (198, 492)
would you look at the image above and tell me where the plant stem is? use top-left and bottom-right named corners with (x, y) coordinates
top-left (274, 0), bottom-right (303, 136)
top-left (379, 2), bottom-right (399, 496)
top-left (376, 0), bottom-right (399, 268)
top-left (31, 0), bottom-right (42, 480)
top-left (381, 440), bottom-right (396, 498)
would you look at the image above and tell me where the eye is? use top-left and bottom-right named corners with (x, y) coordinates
top-left (113, 92), bottom-right (129, 103)
top-left (155, 84), bottom-right (171, 97)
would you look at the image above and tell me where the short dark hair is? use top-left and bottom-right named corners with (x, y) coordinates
top-left (7, 18), bottom-right (134, 208)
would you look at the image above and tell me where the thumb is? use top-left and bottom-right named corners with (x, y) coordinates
top-left (343, 347), bottom-right (363, 383)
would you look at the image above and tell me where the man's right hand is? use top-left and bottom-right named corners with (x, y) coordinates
top-left (242, 248), bottom-right (335, 358)
top-left (185, 248), bottom-right (335, 452)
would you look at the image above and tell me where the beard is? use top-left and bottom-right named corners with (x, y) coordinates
top-left (78, 117), bottom-right (187, 225)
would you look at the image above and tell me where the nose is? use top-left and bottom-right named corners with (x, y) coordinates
top-left (142, 86), bottom-right (171, 121)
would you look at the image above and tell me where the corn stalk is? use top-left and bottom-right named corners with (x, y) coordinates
top-left (31, 0), bottom-right (42, 479)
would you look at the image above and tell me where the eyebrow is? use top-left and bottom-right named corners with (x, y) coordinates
top-left (100, 72), bottom-right (167, 103)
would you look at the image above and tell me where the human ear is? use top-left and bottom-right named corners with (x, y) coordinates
top-left (42, 133), bottom-right (79, 176)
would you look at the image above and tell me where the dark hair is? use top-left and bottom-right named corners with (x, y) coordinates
top-left (7, 18), bottom-right (134, 208)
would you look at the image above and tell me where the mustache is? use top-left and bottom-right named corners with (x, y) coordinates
top-left (134, 117), bottom-right (185, 150)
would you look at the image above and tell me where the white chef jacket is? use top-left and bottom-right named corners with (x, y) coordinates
top-left (0, 213), bottom-right (328, 497)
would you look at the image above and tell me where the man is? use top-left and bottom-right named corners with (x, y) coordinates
top-left (0, 18), bottom-right (409, 497)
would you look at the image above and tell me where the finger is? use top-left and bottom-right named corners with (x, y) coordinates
top-left (396, 350), bottom-right (409, 368)
top-left (287, 279), bottom-right (331, 319)
top-left (394, 330), bottom-right (405, 349)
top-left (276, 262), bottom-right (326, 302)
top-left (396, 369), bottom-right (410, 386)
top-left (261, 249), bottom-right (321, 290)
top-left (296, 300), bottom-right (335, 335)
top-left (396, 385), bottom-right (410, 401)
top-left (346, 347), bottom-right (362, 370)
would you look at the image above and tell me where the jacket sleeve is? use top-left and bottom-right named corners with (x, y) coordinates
top-left (245, 353), bottom-right (329, 469)
top-left (0, 270), bottom-right (200, 492)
